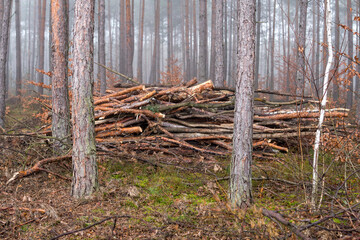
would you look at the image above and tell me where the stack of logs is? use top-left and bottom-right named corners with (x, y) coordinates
top-left (89, 79), bottom-right (349, 158)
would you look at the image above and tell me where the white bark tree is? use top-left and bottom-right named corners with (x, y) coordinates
top-left (311, 0), bottom-right (333, 210)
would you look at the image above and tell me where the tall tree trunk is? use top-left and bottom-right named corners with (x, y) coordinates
top-left (71, 0), bottom-right (98, 198)
top-left (148, 0), bottom-right (160, 84)
top-left (15, 0), bottom-right (22, 96)
top-left (51, 0), bottom-right (71, 152)
top-left (286, 0), bottom-right (290, 100)
top-left (311, 0), bottom-right (333, 210)
top-left (315, 0), bottom-right (320, 95)
top-left (137, 0), bottom-right (144, 82)
top-left (107, 3), bottom-right (113, 68)
top-left (37, 0), bottom-right (47, 95)
top-left (192, 0), bottom-right (197, 79)
top-left (269, 0), bottom-right (276, 100)
top-left (346, 0), bottom-right (353, 108)
top-left (209, 0), bottom-right (216, 81)
top-left (294, 0), bottom-right (308, 98)
top-left (119, 0), bottom-right (126, 73)
top-left (0, 0), bottom-right (12, 127)
top-left (125, 0), bottom-right (133, 78)
top-left (223, 0), bottom-right (227, 85)
top-left (254, 0), bottom-right (261, 92)
top-left (184, 0), bottom-right (191, 82)
top-left (333, 0), bottom-right (339, 102)
top-left (214, 0), bottom-right (224, 87)
top-left (230, 0), bottom-right (255, 209)
top-left (198, 0), bottom-right (207, 83)
top-left (0, 0), bottom-right (3, 34)
top-left (98, 0), bottom-right (106, 95)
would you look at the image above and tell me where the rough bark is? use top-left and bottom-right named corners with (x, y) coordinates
top-left (37, 0), bottom-right (47, 95)
top-left (230, 0), bottom-right (255, 209)
top-left (346, 0), bottom-right (353, 109)
top-left (51, 0), bottom-right (71, 153)
top-left (71, 0), bottom-right (98, 198)
top-left (0, 0), bottom-right (3, 34)
top-left (125, 0), bottom-right (133, 78)
top-left (0, 0), bottom-right (12, 128)
top-left (192, 0), bottom-right (197, 79)
top-left (333, 0), bottom-right (339, 102)
top-left (269, 0), bottom-right (276, 100)
top-left (98, 0), bottom-right (106, 95)
top-left (254, 0), bottom-right (261, 91)
top-left (198, 0), bottom-right (207, 83)
top-left (294, 0), bottom-right (308, 98)
top-left (148, 0), bottom-right (160, 84)
top-left (119, 0), bottom-right (126, 74)
top-left (137, 0), bottom-right (144, 82)
top-left (209, 0), bottom-right (216, 82)
top-left (214, 0), bottom-right (224, 87)
top-left (15, 0), bottom-right (22, 96)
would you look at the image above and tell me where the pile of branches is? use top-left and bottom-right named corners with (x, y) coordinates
top-left (86, 79), bottom-right (348, 158)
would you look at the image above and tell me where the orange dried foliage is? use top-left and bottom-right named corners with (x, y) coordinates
top-left (160, 58), bottom-right (184, 86)
top-left (27, 81), bottom-right (52, 90)
top-left (36, 68), bottom-right (52, 77)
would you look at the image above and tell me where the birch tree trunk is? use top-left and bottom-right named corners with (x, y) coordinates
top-left (230, 0), bottom-right (255, 209)
top-left (0, 0), bottom-right (12, 128)
top-left (214, 0), bottom-right (224, 87)
top-left (311, 0), bottom-right (333, 210)
top-left (51, 0), bottom-right (71, 153)
top-left (98, 0), bottom-right (106, 95)
top-left (333, 0), bottom-right (339, 102)
top-left (198, 0), bottom-right (207, 83)
top-left (71, 0), bottom-right (98, 198)
top-left (15, 0), bottom-right (22, 96)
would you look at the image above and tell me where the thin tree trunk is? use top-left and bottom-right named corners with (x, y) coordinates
top-left (209, 0), bottom-right (216, 81)
top-left (125, 0), bottom-right (133, 78)
top-left (148, 0), bottom-right (160, 84)
top-left (198, 0), bottom-right (207, 83)
top-left (312, 0), bottom-right (333, 210)
top-left (294, 0), bottom-right (308, 99)
top-left (333, 0), bottom-right (339, 102)
top-left (315, 0), bottom-right (320, 94)
top-left (192, 0), bottom-right (197, 80)
top-left (223, 0), bottom-right (227, 85)
top-left (269, 0), bottom-right (276, 100)
top-left (0, 0), bottom-right (12, 127)
top-left (346, 0), bottom-right (353, 108)
top-left (214, 0), bottom-right (224, 87)
top-left (230, 0), bottom-right (256, 209)
top-left (98, 0), bottom-right (106, 95)
top-left (51, 0), bottom-right (71, 152)
top-left (15, 0), bottom-right (22, 96)
top-left (72, 0), bottom-right (98, 198)
top-left (37, 0), bottom-right (47, 95)
top-left (119, 0), bottom-right (126, 73)
top-left (185, 0), bottom-right (191, 82)
top-left (137, 0), bottom-right (144, 82)
top-left (107, 3), bottom-right (113, 69)
top-left (254, 0), bottom-right (261, 92)
top-left (286, 0), bottom-right (290, 100)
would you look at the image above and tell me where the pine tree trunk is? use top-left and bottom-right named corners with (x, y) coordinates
top-left (230, 0), bottom-right (255, 209)
top-left (333, 0), bottom-right (339, 102)
top-left (107, 5), bottom-right (113, 69)
top-left (269, 0), bottom-right (276, 100)
top-left (148, 0), bottom-right (160, 84)
top-left (51, 0), bottom-right (71, 153)
top-left (125, 0), bottom-right (133, 78)
top-left (254, 0), bottom-right (261, 92)
top-left (137, 0), bottom-right (144, 82)
top-left (15, 0), bottom-right (22, 96)
top-left (71, 0), bottom-right (98, 198)
top-left (223, 0), bottom-right (227, 85)
top-left (198, 0), bottom-right (207, 83)
top-left (294, 0), bottom-right (308, 98)
top-left (119, 0), bottom-right (126, 74)
top-left (192, 0), bottom-right (197, 80)
top-left (185, 0), bottom-right (191, 82)
top-left (0, 0), bottom-right (12, 127)
top-left (209, 0), bottom-right (216, 82)
top-left (214, 0), bottom-right (224, 87)
top-left (98, 0), bottom-right (106, 95)
top-left (346, 0), bottom-right (353, 108)
top-left (37, 0), bottom-right (47, 95)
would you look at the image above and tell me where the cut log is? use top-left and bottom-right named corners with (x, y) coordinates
top-left (96, 126), bottom-right (143, 138)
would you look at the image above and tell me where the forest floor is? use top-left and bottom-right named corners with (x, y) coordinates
top-left (1, 99), bottom-right (360, 239)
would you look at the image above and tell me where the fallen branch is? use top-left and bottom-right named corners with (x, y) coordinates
top-left (6, 155), bottom-right (72, 185)
top-left (262, 208), bottom-right (311, 240)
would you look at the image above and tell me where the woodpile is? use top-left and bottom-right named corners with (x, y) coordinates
top-left (89, 79), bottom-right (349, 158)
